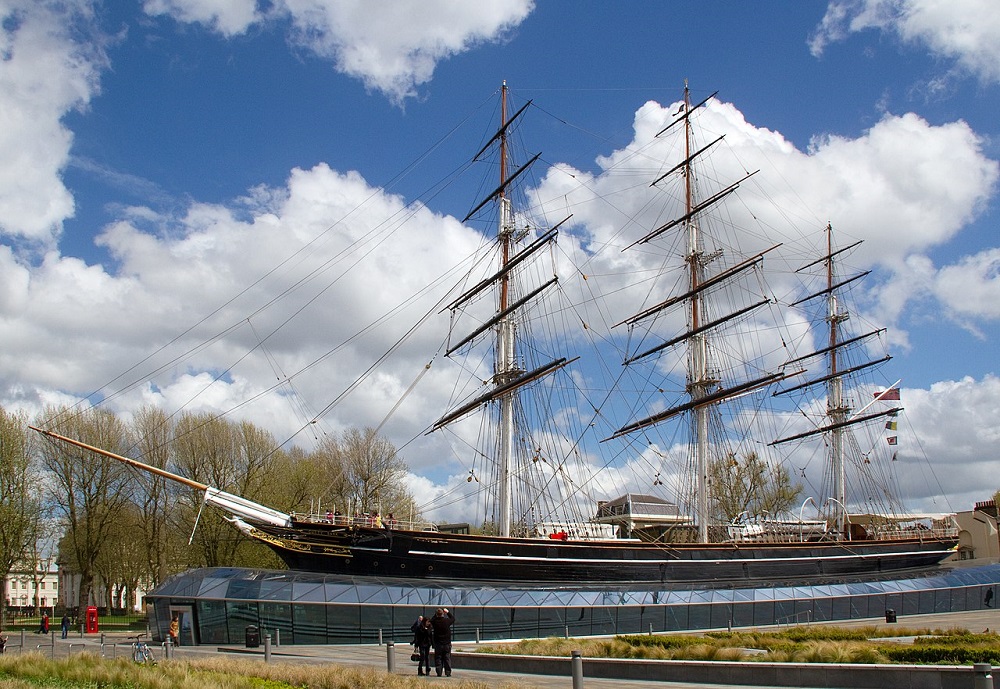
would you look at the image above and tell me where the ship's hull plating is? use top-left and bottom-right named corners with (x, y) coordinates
top-left (246, 522), bottom-right (957, 585)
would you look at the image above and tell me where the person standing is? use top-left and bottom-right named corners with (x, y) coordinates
top-left (410, 615), bottom-right (424, 646)
top-left (413, 616), bottom-right (434, 676)
top-left (168, 615), bottom-right (179, 646)
top-left (38, 613), bottom-right (49, 634)
top-left (60, 614), bottom-right (70, 639)
top-left (430, 607), bottom-right (455, 677)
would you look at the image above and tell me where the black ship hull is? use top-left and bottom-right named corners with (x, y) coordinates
top-left (244, 520), bottom-right (958, 585)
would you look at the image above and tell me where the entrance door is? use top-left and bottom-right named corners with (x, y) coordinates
top-left (168, 605), bottom-right (197, 646)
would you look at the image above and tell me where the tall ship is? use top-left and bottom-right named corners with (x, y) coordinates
top-left (34, 82), bottom-right (958, 585)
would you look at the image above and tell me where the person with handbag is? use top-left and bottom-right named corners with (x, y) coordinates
top-left (413, 616), bottom-right (434, 675)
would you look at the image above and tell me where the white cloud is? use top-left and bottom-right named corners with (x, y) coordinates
top-left (3, 163), bottom-right (481, 449)
top-left (933, 248), bottom-right (1000, 320)
top-left (141, 0), bottom-right (534, 104)
top-left (534, 97), bottom-right (998, 333)
top-left (0, 0), bottom-right (106, 244)
top-left (896, 375), bottom-right (1000, 511)
top-left (811, 0), bottom-right (1000, 84)
top-left (280, 0), bottom-right (533, 103)
top-left (142, 0), bottom-right (259, 37)
top-left (803, 113), bottom-right (997, 260)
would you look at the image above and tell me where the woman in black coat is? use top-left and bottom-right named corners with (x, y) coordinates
top-left (413, 617), bottom-right (434, 675)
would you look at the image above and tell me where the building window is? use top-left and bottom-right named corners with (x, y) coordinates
top-left (40, 582), bottom-right (46, 590)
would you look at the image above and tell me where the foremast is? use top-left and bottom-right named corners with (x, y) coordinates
top-left (432, 82), bottom-right (572, 538)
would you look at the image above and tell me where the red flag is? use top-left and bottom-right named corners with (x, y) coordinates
top-left (874, 388), bottom-right (901, 401)
top-left (886, 436), bottom-right (898, 445)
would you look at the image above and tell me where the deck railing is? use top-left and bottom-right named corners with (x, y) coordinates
top-left (291, 512), bottom-right (438, 531)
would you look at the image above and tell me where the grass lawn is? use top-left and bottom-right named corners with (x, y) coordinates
top-left (0, 652), bottom-right (515, 689)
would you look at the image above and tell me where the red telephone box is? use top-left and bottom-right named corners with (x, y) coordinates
top-left (85, 606), bottom-right (98, 633)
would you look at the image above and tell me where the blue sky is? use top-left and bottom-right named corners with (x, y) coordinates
top-left (2, 0), bottom-right (998, 518)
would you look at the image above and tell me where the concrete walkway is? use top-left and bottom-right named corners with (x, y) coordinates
top-left (8, 609), bottom-right (1000, 689)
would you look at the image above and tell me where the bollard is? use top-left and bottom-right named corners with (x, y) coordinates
top-left (571, 649), bottom-right (584, 689)
top-left (648, 623), bottom-right (653, 635)
top-left (264, 634), bottom-right (271, 662)
top-left (50, 630), bottom-right (55, 658)
top-left (564, 625), bottom-right (569, 639)
top-left (275, 628), bottom-right (280, 647)
top-left (378, 628), bottom-right (383, 646)
top-left (974, 663), bottom-right (993, 689)
top-left (163, 640), bottom-right (171, 660)
top-left (386, 640), bottom-right (395, 673)
top-left (20, 629), bottom-right (24, 649)
top-left (476, 627), bottom-right (480, 644)
top-left (79, 624), bottom-right (84, 638)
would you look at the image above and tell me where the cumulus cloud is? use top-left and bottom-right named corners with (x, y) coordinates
top-left (933, 249), bottom-right (1000, 320)
top-left (0, 0), bottom-right (106, 244)
top-left (811, 0), bottom-right (1000, 84)
top-left (142, 0), bottom-right (535, 103)
top-left (895, 375), bottom-right (1000, 511)
top-left (2, 163), bottom-right (481, 458)
top-left (533, 97), bottom-right (998, 331)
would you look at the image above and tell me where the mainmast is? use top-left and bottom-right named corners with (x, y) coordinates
top-left (496, 81), bottom-right (516, 538)
top-left (825, 223), bottom-right (848, 536)
top-left (609, 83), bottom-right (783, 544)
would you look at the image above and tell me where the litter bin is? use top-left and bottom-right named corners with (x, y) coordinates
top-left (245, 625), bottom-right (260, 648)
top-left (885, 609), bottom-right (897, 623)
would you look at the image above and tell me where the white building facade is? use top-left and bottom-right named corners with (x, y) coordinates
top-left (3, 560), bottom-right (59, 610)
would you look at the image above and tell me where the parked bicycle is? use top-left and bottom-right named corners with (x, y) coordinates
top-left (129, 634), bottom-right (155, 664)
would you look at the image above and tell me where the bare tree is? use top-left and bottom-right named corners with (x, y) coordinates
top-left (325, 427), bottom-right (415, 519)
top-left (92, 503), bottom-right (148, 611)
top-left (268, 445), bottom-right (329, 514)
top-left (171, 412), bottom-right (281, 568)
top-left (709, 451), bottom-right (802, 523)
top-left (0, 407), bottom-right (46, 620)
top-left (129, 406), bottom-right (180, 586)
top-left (36, 406), bottom-right (132, 608)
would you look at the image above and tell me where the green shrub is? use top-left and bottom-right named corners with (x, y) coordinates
top-left (881, 645), bottom-right (1000, 665)
top-left (477, 625), bottom-right (1000, 666)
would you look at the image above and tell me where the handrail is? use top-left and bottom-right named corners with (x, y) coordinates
top-left (291, 512), bottom-right (438, 532)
